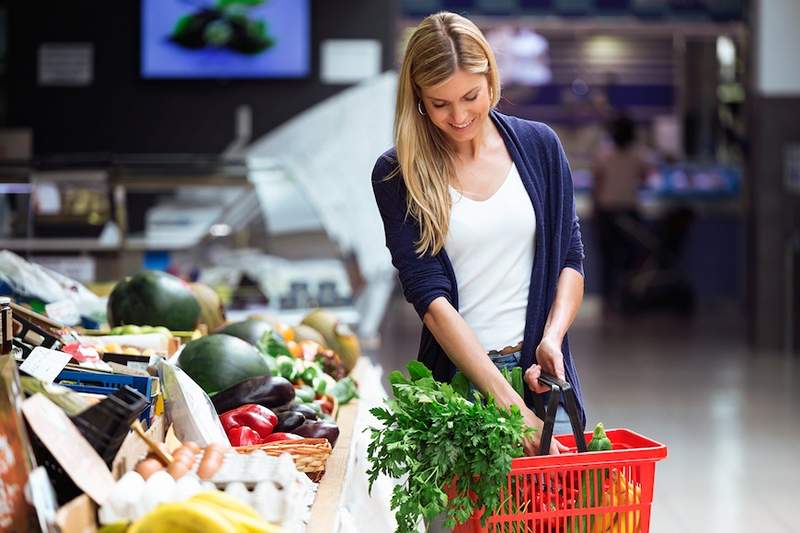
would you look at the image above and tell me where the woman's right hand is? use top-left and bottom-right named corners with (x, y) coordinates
top-left (521, 406), bottom-right (569, 456)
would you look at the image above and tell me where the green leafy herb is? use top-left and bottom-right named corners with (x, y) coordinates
top-left (257, 328), bottom-right (292, 359)
top-left (367, 361), bottom-right (533, 532)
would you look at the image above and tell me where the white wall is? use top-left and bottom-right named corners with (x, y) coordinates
top-left (757, 0), bottom-right (800, 96)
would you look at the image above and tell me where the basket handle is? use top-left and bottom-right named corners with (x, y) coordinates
top-left (531, 372), bottom-right (587, 455)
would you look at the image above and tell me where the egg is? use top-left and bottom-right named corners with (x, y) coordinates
top-left (135, 458), bottom-right (164, 480)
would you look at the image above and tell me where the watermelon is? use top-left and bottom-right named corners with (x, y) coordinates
top-left (108, 271), bottom-right (200, 331)
top-left (177, 334), bottom-right (271, 394)
top-left (216, 319), bottom-right (274, 347)
top-left (191, 282), bottom-right (226, 331)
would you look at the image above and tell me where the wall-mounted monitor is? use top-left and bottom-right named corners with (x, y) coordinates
top-left (141, 0), bottom-right (310, 79)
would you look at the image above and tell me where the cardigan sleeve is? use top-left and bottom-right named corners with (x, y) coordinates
top-left (371, 152), bottom-right (454, 318)
top-left (549, 128), bottom-right (586, 276)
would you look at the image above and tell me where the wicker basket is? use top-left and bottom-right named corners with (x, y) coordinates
top-left (234, 438), bottom-right (332, 480)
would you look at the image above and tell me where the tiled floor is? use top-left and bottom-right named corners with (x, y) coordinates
top-left (372, 293), bottom-right (800, 532)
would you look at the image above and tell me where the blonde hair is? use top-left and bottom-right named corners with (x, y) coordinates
top-left (394, 12), bottom-right (501, 256)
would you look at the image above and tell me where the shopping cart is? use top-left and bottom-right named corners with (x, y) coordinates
top-left (453, 374), bottom-right (667, 533)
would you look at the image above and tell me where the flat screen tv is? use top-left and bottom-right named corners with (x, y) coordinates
top-left (141, 0), bottom-right (310, 79)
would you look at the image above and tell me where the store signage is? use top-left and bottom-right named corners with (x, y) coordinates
top-left (38, 43), bottom-right (93, 87)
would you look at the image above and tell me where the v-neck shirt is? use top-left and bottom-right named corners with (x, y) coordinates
top-left (445, 162), bottom-right (536, 351)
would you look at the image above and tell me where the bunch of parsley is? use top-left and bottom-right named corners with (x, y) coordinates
top-left (367, 361), bottom-right (533, 532)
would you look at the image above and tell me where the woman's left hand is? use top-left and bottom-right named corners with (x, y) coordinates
top-left (525, 337), bottom-right (565, 394)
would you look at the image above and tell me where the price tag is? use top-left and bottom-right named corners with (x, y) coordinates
top-left (19, 347), bottom-right (72, 385)
top-left (44, 300), bottom-right (81, 326)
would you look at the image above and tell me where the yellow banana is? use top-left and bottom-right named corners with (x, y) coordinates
top-left (206, 507), bottom-right (284, 533)
top-left (189, 490), bottom-right (262, 520)
top-left (128, 501), bottom-right (237, 533)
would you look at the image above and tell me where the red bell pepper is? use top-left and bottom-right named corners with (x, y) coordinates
top-left (262, 432), bottom-right (303, 443)
top-left (220, 404), bottom-right (276, 446)
top-left (227, 426), bottom-right (263, 446)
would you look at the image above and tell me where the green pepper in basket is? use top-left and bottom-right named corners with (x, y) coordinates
top-left (571, 423), bottom-right (613, 532)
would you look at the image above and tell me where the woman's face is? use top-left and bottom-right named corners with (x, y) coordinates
top-left (419, 69), bottom-right (492, 145)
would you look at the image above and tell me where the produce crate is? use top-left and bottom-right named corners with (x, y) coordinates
top-left (453, 376), bottom-right (667, 533)
top-left (55, 369), bottom-right (155, 424)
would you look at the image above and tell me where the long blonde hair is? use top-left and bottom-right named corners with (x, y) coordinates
top-left (394, 12), bottom-right (501, 256)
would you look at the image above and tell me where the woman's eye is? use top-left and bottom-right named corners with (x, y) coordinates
top-left (465, 95), bottom-right (478, 101)
top-left (432, 103), bottom-right (446, 109)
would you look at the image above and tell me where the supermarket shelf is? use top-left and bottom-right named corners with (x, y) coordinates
top-left (0, 238), bottom-right (121, 252)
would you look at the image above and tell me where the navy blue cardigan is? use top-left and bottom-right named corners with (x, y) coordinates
top-left (371, 110), bottom-right (586, 428)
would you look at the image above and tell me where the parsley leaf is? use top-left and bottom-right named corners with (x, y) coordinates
top-left (367, 362), bottom-right (533, 532)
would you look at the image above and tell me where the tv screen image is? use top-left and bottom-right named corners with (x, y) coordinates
top-left (141, 0), bottom-right (310, 79)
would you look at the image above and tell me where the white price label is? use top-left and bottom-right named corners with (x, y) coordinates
top-left (19, 347), bottom-right (72, 385)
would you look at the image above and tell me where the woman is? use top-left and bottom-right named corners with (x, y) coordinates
top-left (372, 12), bottom-right (585, 455)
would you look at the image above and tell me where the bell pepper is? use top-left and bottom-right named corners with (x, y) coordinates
top-left (227, 426), bottom-right (263, 446)
top-left (569, 423), bottom-right (614, 533)
top-left (220, 404), bottom-right (277, 446)
top-left (262, 432), bottom-right (303, 443)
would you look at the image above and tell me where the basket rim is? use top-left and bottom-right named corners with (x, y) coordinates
top-left (510, 427), bottom-right (667, 470)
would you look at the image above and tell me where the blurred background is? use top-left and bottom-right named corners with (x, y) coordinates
top-left (0, 0), bottom-right (797, 531)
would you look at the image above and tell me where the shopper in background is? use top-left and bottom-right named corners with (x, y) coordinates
top-left (591, 113), bottom-right (653, 312)
top-left (371, 12), bottom-right (586, 456)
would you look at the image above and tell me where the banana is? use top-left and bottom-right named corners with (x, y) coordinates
top-left (189, 490), bottom-right (261, 520)
top-left (188, 491), bottom-right (284, 533)
top-left (206, 507), bottom-right (284, 533)
top-left (128, 501), bottom-right (237, 533)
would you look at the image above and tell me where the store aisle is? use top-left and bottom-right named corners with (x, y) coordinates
top-left (374, 293), bottom-right (800, 532)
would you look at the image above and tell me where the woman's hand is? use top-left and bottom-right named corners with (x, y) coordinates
top-left (521, 405), bottom-right (569, 456)
top-left (525, 337), bottom-right (566, 394)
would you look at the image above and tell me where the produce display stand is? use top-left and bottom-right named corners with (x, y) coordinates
top-left (306, 394), bottom-right (359, 533)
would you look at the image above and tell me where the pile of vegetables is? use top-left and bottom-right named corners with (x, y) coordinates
top-left (177, 314), bottom-right (358, 449)
top-left (366, 362), bottom-right (532, 531)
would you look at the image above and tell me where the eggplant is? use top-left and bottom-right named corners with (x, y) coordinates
top-left (275, 411), bottom-right (306, 433)
top-left (288, 403), bottom-right (318, 421)
top-left (211, 376), bottom-right (295, 413)
top-left (293, 421), bottom-right (340, 447)
top-left (275, 402), bottom-right (318, 421)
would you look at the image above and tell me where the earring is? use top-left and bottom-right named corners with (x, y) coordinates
top-left (417, 101), bottom-right (426, 116)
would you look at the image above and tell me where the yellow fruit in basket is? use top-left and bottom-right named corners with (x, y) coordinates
top-left (104, 343), bottom-right (123, 354)
top-left (128, 501), bottom-right (237, 533)
top-left (123, 347), bottom-right (141, 356)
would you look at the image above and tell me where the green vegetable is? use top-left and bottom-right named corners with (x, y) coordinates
top-left (329, 376), bottom-right (358, 405)
top-left (312, 376), bottom-right (328, 396)
top-left (367, 361), bottom-right (533, 532)
top-left (177, 333), bottom-right (270, 395)
top-left (219, 319), bottom-right (272, 347)
top-left (451, 367), bottom-right (525, 401)
top-left (571, 423), bottom-right (613, 532)
top-left (294, 385), bottom-right (316, 403)
top-left (274, 355), bottom-right (296, 381)
top-left (256, 327), bottom-right (292, 358)
top-left (588, 422), bottom-right (612, 452)
top-left (300, 364), bottom-right (319, 384)
top-left (107, 270), bottom-right (200, 332)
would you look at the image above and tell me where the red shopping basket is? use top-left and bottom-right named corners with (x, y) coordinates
top-left (453, 374), bottom-right (667, 533)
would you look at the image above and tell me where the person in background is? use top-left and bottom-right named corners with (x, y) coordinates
top-left (591, 113), bottom-right (654, 312)
top-left (371, 12), bottom-right (586, 458)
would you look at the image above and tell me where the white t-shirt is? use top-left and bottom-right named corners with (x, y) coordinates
top-left (445, 163), bottom-right (535, 351)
